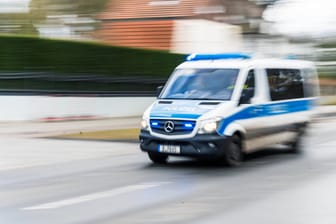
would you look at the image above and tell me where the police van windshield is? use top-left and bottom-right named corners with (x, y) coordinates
top-left (160, 68), bottom-right (239, 100)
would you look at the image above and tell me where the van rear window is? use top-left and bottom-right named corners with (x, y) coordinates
top-left (266, 69), bottom-right (304, 101)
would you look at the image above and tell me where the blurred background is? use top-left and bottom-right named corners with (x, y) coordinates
top-left (0, 0), bottom-right (335, 96)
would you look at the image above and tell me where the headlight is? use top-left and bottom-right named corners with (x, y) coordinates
top-left (198, 118), bottom-right (220, 134)
top-left (203, 122), bottom-right (217, 133)
top-left (141, 119), bottom-right (148, 130)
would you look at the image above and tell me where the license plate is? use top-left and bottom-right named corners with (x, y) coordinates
top-left (158, 144), bottom-right (181, 154)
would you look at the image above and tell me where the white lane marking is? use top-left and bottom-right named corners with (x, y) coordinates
top-left (23, 182), bottom-right (170, 210)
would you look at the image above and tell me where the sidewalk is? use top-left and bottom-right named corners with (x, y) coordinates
top-left (315, 105), bottom-right (336, 119)
top-left (316, 95), bottom-right (336, 118)
top-left (0, 116), bottom-right (142, 138)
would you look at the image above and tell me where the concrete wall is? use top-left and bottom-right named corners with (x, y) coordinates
top-left (0, 96), bottom-right (155, 121)
top-left (0, 87), bottom-right (334, 121)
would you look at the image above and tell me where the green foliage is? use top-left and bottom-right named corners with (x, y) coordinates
top-left (0, 13), bottom-right (39, 35)
top-left (317, 41), bottom-right (336, 78)
top-left (0, 0), bottom-right (110, 36)
top-left (0, 35), bottom-right (185, 77)
top-left (319, 42), bottom-right (336, 49)
top-left (30, 0), bottom-right (110, 16)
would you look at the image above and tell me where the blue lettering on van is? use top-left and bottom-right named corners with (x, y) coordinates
top-left (150, 113), bottom-right (201, 119)
top-left (150, 103), bottom-right (211, 119)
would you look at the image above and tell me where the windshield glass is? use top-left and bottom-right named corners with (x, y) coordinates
top-left (160, 68), bottom-right (240, 100)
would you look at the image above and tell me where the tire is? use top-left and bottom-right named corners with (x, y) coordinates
top-left (288, 134), bottom-right (303, 154)
top-left (223, 134), bottom-right (243, 166)
top-left (148, 152), bottom-right (168, 164)
top-left (287, 125), bottom-right (307, 154)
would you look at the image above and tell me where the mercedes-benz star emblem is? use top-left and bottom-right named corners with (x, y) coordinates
top-left (164, 121), bottom-right (175, 133)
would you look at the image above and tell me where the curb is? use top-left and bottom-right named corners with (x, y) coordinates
top-left (315, 112), bottom-right (336, 119)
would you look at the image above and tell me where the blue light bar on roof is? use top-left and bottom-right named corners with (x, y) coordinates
top-left (186, 53), bottom-right (251, 61)
top-left (285, 54), bottom-right (297, 60)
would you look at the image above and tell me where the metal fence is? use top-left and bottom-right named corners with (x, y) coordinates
top-left (0, 72), bottom-right (166, 96)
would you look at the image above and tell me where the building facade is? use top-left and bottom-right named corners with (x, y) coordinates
top-left (97, 0), bottom-right (265, 52)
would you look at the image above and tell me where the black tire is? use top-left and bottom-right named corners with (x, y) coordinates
top-left (288, 134), bottom-right (303, 154)
top-left (148, 152), bottom-right (168, 164)
top-left (223, 134), bottom-right (243, 166)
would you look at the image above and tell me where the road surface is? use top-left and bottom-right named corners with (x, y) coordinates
top-left (0, 118), bottom-right (336, 224)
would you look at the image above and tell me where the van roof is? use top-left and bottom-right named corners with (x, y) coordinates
top-left (177, 58), bottom-right (315, 70)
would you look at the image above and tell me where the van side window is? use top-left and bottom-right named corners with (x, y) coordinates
top-left (239, 69), bottom-right (255, 104)
top-left (266, 69), bottom-right (304, 101)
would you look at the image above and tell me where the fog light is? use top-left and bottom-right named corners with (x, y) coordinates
top-left (208, 142), bottom-right (216, 148)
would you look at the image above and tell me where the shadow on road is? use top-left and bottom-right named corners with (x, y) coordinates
top-left (142, 146), bottom-right (304, 171)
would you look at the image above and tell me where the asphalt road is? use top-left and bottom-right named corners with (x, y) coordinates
top-left (1, 118), bottom-right (336, 224)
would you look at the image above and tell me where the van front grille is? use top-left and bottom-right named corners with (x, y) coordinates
top-left (150, 119), bottom-right (196, 135)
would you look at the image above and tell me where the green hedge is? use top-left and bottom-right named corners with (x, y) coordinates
top-left (0, 35), bottom-right (185, 77)
top-left (0, 35), bottom-right (186, 93)
top-left (317, 42), bottom-right (336, 78)
top-left (319, 42), bottom-right (336, 49)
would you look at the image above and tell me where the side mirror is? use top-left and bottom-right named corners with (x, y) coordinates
top-left (156, 86), bottom-right (164, 97)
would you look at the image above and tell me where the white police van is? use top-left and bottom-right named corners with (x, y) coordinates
top-left (139, 53), bottom-right (319, 165)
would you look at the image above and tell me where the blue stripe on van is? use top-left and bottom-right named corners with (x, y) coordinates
top-left (218, 99), bottom-right (315, 135)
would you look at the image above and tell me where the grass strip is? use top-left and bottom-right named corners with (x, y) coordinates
top-left (57, 128), bottom-right (140, 141)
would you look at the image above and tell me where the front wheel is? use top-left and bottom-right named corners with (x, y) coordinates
top-left (148, 152), bottom-right (168, 164)
top-left (223, 134), bottom-right (243, 166)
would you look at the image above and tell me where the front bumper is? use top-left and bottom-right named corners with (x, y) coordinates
top-left (139, 130), bottom-right (230, 159)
